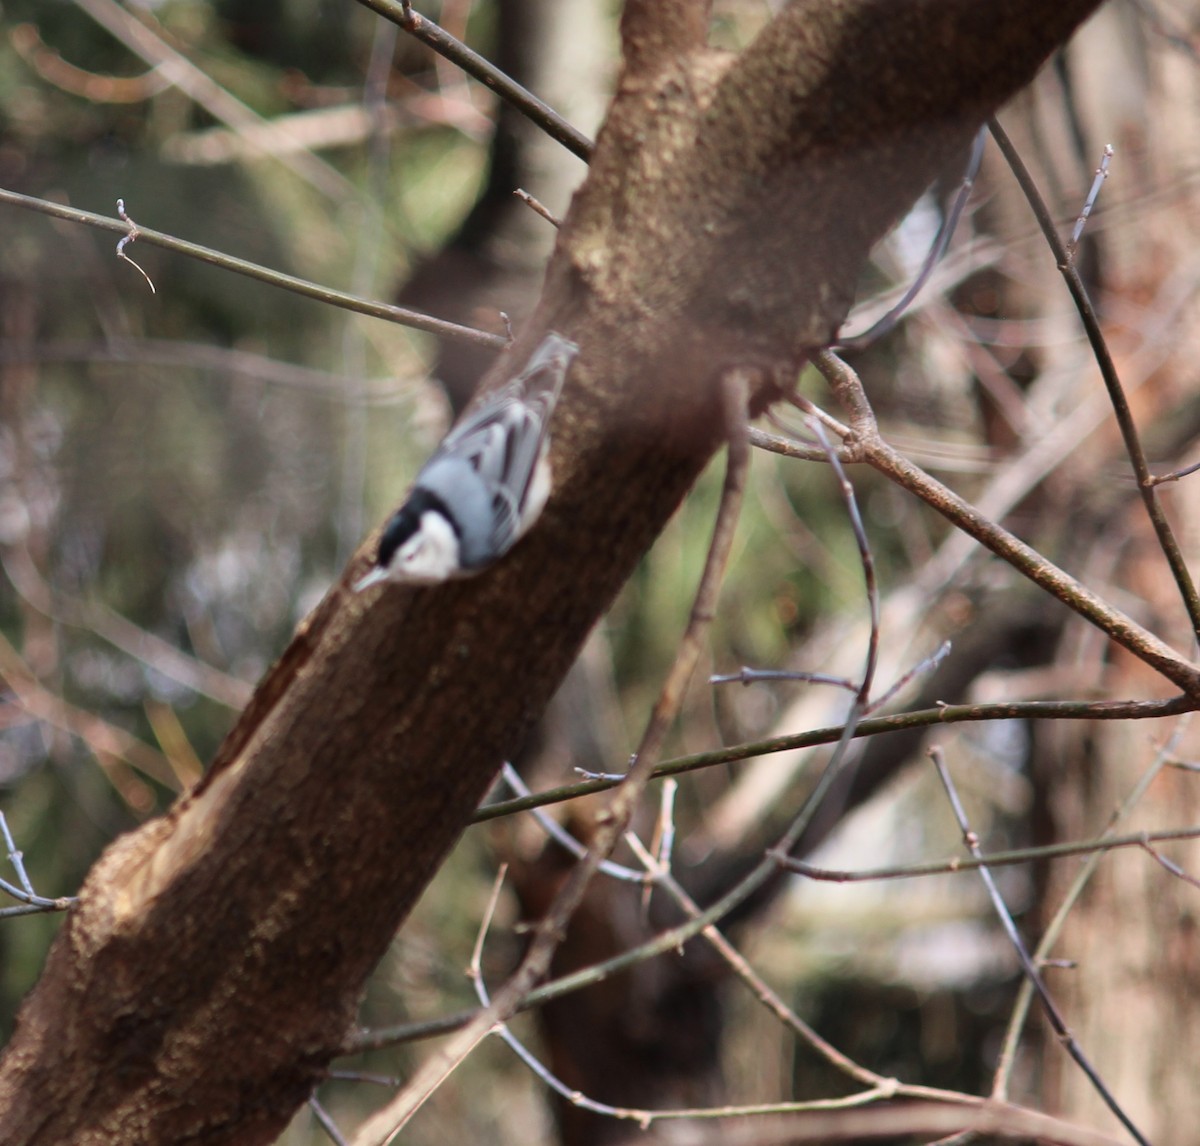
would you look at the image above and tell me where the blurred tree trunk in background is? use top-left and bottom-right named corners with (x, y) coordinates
top-left (1030, 10), bottom-right (1200, 1136)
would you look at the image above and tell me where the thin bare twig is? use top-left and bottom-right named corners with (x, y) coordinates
top-left (0, 812), bottom-right (35, 899)
top-left (352, 0), bottom-right (593, 162)
top-left (352, 817), bottom-right (1200, 1055)
top-left (0, 188), bottom-right (506, 350)
top-left (711, 667), bottom-right (858, 691)
top-left (812, 349), bottom-right (1200, 697)
top-left (930, 747), bottom-right (1150, 1146)
top-left (327, 1070), bottom-right (403, 1087)
top-left (748, 426), bottom-right (838, 464)
top-left (1067, 144), bottom-right (1113, 255)
top-left (618, 841), bottom-right (1123, 1146)
top-left (654, 778), bottom-right (677, 874)
top-left (1166, 754), bottom-right (1200, 773)
top-left (0, 812), bottom-right (76, 919)
top-left (468, 866), bottom-right (658, 1125)
top-left (498, 763), bottom-right (648, 884)
top-left (992, 720), bottom-right (1190, 1099)
top-left (625, 835), bottom-right (887, 1091)
top-left (767, 257), bottom-right (1196, 602)
top-left (1148, 457), bottom-right (1200, 488)
top-left (467, 860), bottom-right (1028, 1133)
top-left (712, 640), bottom-right (951, 714)
top-left (351, 809), bottom-right (1200, 1058)
top-left (1140, 840), bottom-right (1200, 891)
top-left (472, 694), bottom-right (1193, 824)
top-left (779, 824), bottom-right (1200, 882)
top-left (309, 1096), bottom-right (349, 1146)
top-left (989, 117), bottom-right (1200, 646)
top-left (795, 403), bottom-right (881, 705)
top-left (867, 639), bottom-right (953, 711)
top-left (514, 189), bottom-right (562, 228)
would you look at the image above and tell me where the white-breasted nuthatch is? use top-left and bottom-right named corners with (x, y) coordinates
top-left (353, 331), bottom-right (579, 589)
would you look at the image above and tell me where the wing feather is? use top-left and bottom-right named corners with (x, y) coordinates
top-left (415, 333), bottom-right (577, 561)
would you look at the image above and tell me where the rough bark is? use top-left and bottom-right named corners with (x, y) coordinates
top-left (0, 1), bottom-right (1104, 1142)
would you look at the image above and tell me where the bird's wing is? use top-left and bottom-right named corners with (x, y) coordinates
top-left (440, 333), bottom-right (574, 492)
top-left (427, 333), bottom-right (578, 552)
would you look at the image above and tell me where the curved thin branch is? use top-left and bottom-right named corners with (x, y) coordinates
top-left (835, 127), bottom-right (986, 350)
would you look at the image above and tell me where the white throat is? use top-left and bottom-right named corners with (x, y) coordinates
top-left (391, 510), bottom-right (462, 583)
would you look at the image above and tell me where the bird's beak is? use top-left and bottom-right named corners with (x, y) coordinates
top-left (352, 566), bottom-right (389, 593)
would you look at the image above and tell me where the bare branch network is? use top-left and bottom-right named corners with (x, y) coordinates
top-left (1, 1), bottom-right (1199, 1145)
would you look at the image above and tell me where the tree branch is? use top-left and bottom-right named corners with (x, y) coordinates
top-left (352, 0), bottom-right (594, 161)
top-left (0, 188), bottom-right (505, 349)
top-left (812, 350), bottom-right (1200, 697)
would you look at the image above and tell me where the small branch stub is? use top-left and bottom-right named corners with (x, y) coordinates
top-left (1066, 144), bottom-right (1113, 257)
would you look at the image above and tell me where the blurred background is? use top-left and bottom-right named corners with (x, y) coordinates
top-left (2, 2), bottom-right (1200, 1143)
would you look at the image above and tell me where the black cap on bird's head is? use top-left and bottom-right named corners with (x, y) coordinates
top-left (353, 488), bottom-right (461, 592)
top-left (378, 488), bottom-right (459, 564)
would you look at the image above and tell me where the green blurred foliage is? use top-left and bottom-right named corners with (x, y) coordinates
top-left (0, 0), bottom-right (489, 1040)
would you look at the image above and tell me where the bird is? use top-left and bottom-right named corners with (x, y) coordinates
top-left (353, 331), bottom-right (579, 589)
